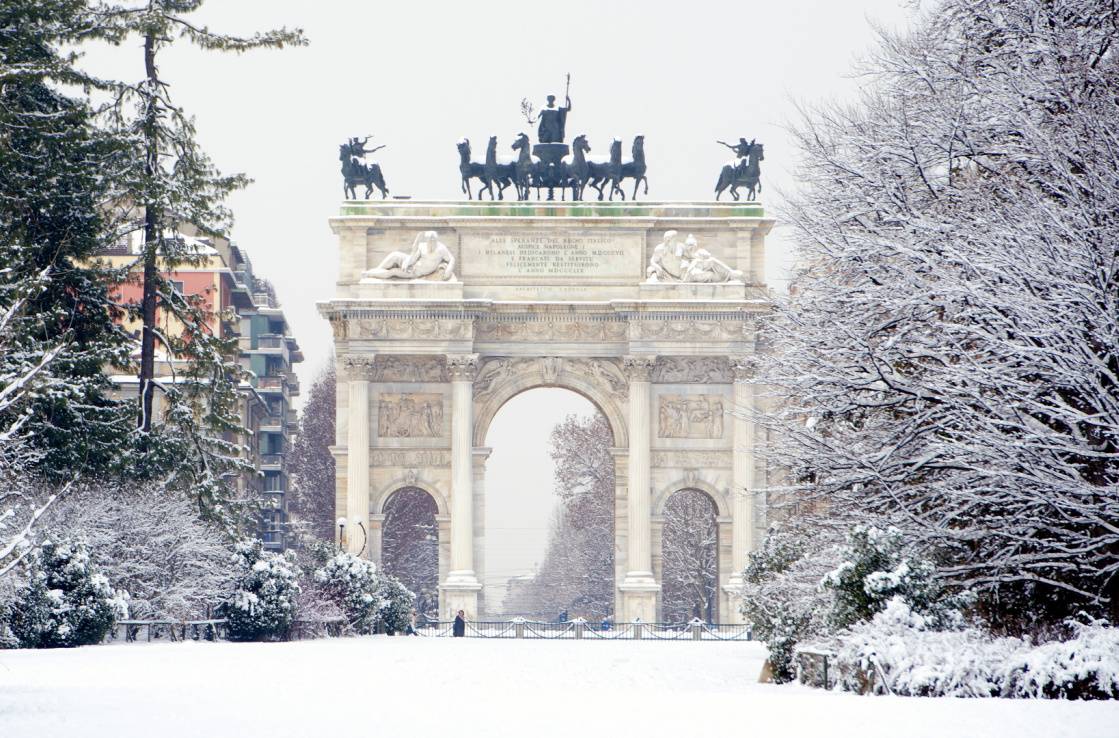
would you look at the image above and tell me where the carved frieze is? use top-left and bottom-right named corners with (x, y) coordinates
top-left (352, 317), bottom-right (472, 341)
top-left (378, 393), bottom-right (444, 437)
top-left (342, 354), bottom-right (377, 378)
top-left (653, 357), bottom-right (731, 384)
top-left (630, 319), bottom-right (745, 342)
top-left (371, 449), bottom-right (451, 468)
top-left (475, 319), bottom-right (627, 342)
top-left (657, 394), bottom-right (727, 439)
top-left (652, 450), bottom-right (733, 469)
top-left (732, 356), bottom-right (760, 383)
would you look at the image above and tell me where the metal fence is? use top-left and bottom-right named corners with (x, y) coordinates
top-left (102, 618), bottom-right (752, 644)
top-left (417, 620), bottom-right (753, 641)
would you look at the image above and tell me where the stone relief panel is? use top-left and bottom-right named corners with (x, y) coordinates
top-left (352, 317), bottom-right (472, 341)
top-left (653, 357), bottom-right (731, 384)
top-left (651, 450), bottom-right (733, 469)
top-left (378, 393), bottom-right (444, 438)
top-left (371, 355), bottom-right (448, 383)
top-left (657, 395), bottom-right (727, 439)
top-left (475, 319), bottom-right (627, 342)
top-left (371, 450), bottom-right (451, 468)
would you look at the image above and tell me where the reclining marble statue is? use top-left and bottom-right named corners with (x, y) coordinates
top-left (364, 231), bottom-right (457, 281)
top-left (645, 231), bottom-right (743, 283)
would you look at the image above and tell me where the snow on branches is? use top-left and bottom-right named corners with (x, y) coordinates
top-left (757, 0), bottom-right (1119, 624)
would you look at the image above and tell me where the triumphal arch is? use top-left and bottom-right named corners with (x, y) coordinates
top-left (319, 200), bottom-right (774, 623)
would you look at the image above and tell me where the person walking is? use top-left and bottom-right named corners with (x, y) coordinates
top-left (452, 609), bottom-right (466, 637)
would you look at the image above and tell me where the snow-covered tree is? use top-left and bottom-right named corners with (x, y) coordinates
top-left (288, 362), bottom-right (336, 542)
top-left (0, 0), bottom-right (133, 478)
top-left (757, 0), bottom-right (1119, 627)
top-left (375, 574), bottom-right (414, 634)
top-left (5, 538), bottom-right (127, 648)
top-left (313, 551), bottom-right (381, 633)
top-left (59, 2), bottom-right (307, 526)
top-left (46, 484), bottom-right (235, 620)
top-left (520, 413), bottom-right (614, 619)
top-left (661, 489), bottom-right (719, 623)
top-left (823, 525), bottom-right (966, 631)
top-left (740, 520), bottom-right (843, 682)
top-left (220, 539), bottom-right (300, 641)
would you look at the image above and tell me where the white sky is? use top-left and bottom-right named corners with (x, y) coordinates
top-left (74, 0), bottom-right (913, 597)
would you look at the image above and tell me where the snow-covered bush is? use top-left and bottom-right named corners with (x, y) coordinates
top-left (47, 485), bottom-right (236, 620)
top-left (834, 600), bottom-right (1119, 699)
top-left (823, 526), bottom-right (964, 631)
top-left (5, 539), bottom-right (127, 648)
top-left (312, 551), bottom-right (414, 634)
top-left (314, 552), bottom-right (381, 633)
top-left (740, 523), bottom-right (842, 682)
top-left (220, 539), bottom-right (300, 642)
top-left (375, 574), bottom-right (414, 634)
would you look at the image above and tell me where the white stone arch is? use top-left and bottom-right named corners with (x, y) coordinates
top-left (471, 363), bottom-right (629, 448)
top-left (375, 478), bottom-right (449, 517)
top-left (653, 479), bottom-right (730, 519)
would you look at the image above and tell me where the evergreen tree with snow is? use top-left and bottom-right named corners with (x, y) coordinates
top-left (220, 539), bottom-right (300, 642)
top-left (6, 539), bottom-right (127, 648)
top-left (0, 0), bottom-right (134, 477)
top-left (74, 2), bottom-right (306, 526)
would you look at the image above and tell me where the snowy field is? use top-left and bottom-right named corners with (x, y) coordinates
top-left (1, 638), bottom-right (1116, 738)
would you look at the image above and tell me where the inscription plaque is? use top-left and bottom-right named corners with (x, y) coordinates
top-left (460, 231), bottom-right (643, 282)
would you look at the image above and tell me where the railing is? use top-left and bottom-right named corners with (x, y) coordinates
top-left (416, 620), bottom-right (754, 641)
top-left (256, 335), bottom-right (284, 350)
top-left (100, 618), bottom-right (753, 644)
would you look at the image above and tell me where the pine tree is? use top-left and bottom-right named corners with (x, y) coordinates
top-left (83, 2), bottom-right (306, 525)
top-left (0, 0), bottom-right (134, 477)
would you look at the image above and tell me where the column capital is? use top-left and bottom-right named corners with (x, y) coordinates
top-left (623, 355), bottom-right (657, 382)
top-left (342, 353), bottom-right (376, 380)
top-left (446, 353), bottom-right (480, 381)
top-left (731, 356), bottom-right (761, 383)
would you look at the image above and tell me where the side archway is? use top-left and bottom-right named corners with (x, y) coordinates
top-left (659, 488), bottom-right (720, 623)
top-left (381, 486), bottom-right (441, 620)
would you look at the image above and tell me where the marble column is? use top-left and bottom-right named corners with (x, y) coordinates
top-left (619, 355), bottom-right (659, 621)
top-left (441, 354), bottom-right (482, 618)
top-left (723, 357), bottom-right (757, 622)
top-left (345, 362), bottom-right (371, 556)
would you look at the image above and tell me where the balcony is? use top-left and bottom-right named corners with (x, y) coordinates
top-left (260, 454), bottom-right (284, 471)
top-left (253, 291), bottom-right (278, 309)
top-left (257, 376), bottom-right (284, 394)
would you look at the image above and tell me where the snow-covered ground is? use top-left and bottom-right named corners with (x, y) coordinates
top-left (1, 638), bottom-right (1115, 738)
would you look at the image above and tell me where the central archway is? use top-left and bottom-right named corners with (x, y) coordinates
top-left (470, 358), bottom-right (628, 620)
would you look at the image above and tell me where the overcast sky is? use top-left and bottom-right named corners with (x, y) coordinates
top-left (78, 0), bottom-right (912, 604)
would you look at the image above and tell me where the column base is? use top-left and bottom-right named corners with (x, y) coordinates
top-left (619, 572), bottom-right (660, 621)
top-left (441, 571), bottom-right (482, 620)
top-left (722, 577), bottom-right (747, 624)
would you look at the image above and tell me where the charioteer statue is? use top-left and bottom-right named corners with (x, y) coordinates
top-left (340, 134), bottom-right (389, 200)
top-left (714, 136), bottom-right (764, 201)
top-left (457, 76), bottom-right (649, 202)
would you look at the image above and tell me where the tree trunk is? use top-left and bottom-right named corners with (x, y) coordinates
top-left (137, 33), bottom-right (159, 431)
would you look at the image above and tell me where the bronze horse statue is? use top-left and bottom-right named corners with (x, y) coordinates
top-left (483, 136), bottom-right (515, 200)
top-left (587, 139), bottom-right (625, 201)
top-left (715, 143), bottom-right (763, 201)
top-left (340, 145), bottom-right (388, 200)
top-left (619, 135), bottom-right (648, 200)
top-left (457, 139), bottom-right (489, 200)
